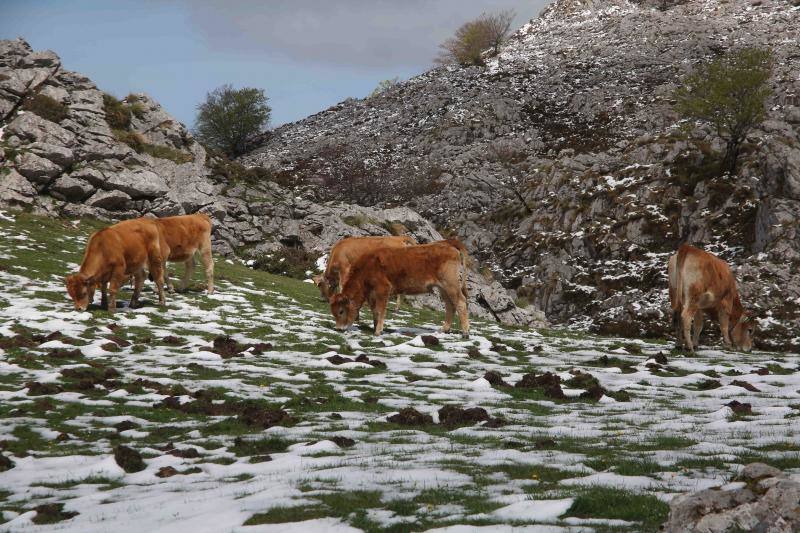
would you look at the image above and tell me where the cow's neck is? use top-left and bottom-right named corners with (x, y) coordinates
top-left (730, 294), bottom-right (744, 324)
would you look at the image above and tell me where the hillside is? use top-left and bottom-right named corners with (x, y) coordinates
top-left (241, 0), bottom-right (800, 350)
top-left (0, 38), bottom-right (533, 327)
top-left (1, 210), bottom-right (799, 531)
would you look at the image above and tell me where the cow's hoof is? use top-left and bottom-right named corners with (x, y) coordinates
top-left (461, 333), bottom-right (470, 340)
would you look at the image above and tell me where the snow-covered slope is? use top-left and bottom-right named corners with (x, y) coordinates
top-left (1, 211), bottom-right (798, 531)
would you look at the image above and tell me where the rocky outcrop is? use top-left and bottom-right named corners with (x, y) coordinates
top-left (240, 0), bottom-right (800, 350)
top-left (0, 38), bottom-right (539, 327)
top-left (663, 463), bottom-right (800, 532)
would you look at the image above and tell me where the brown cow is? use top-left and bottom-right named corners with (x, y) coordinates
top-left (66, 219), bottom-right (168, 313)
top-left (313, 235), bottom-right (416, 301)
top-left (154, 213), bottom-right (214, 294)
top-left (330, 238), bottom-right (470, 338)
top-left (668, 244), bottom-right (755, 352)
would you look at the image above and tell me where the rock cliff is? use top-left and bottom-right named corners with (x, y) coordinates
top-left (0, 38), bottom-right (539, 327)
top-left (241, 0), bottom-right (800, 350)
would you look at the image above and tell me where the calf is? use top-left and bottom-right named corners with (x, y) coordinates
top-left (668, 244), bottom-right (755, 352)
top-left (330, 238), bottom-right (470, 338)
top-left (313, 235), bottom-right (416, 301)
top-left (153, 213), bottom-right (214, 294)
top-left (66, 219), bottom-right (168, 313)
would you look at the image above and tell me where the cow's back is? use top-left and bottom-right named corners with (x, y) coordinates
top-left (362, 241), bottom-right (462, 293)
top-left (676, 244), bottom-right (737, 304)
top-left (330, 235), bottom-right (415, 269)
top-left (82, 219), bottom-right (159, 275)
top-left (155, 214), bottom-right (212, 261)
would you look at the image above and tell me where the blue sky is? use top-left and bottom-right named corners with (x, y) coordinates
top-left (2, 1), bottom-right (550, 129)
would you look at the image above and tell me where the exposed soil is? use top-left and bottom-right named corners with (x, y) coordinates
top-left (114, 421), bottom-right (138, 432)
top-left (330, 436), bottom-right (356, 448)
top-left (483, 370), bottom-right (511, 388)
top-left (387, 407), bottom-right (433, 426)
top-left (420, 335), bottom-right (439, 346)
top-left (438, 405), bottom-right (490, 427)
top-left (355, 354), bottom-right (387, 368)
top-left (698, 379), bottom-right (722, 390)
top-left (31, 503), bottom-right (78, 525)
top-left (731, 380), bottom-right (760, 392)
top-left (516, 372), bottom-right (566, 399)
top-left (726, 400), bottom-right (753, 415)
top-left (114, 445), bottom-right (145, 473)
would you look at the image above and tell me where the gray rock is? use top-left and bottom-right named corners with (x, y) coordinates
top-left (6, 112), bottom-right (76, 146)
top-left (26, 142), bottom-right (74, 167)
top-left (85, 189), bottom-right (132, 210)
top-left (49, 175), bottom-right (94, 201)
top-left (104, 168), bottom-right (169, 199)
top-left (0, 168), bottom-right (37, 206)
top-left (15, 152), bottom-right (62, 186)
top-left (663, 463), bottom-right (800, 533)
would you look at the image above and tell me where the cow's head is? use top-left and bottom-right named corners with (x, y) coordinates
top-left (65, 273), bottom-right (96, 311)
top-left (312, 274), bottom-right (331, 301)
top-left (330, 294), bottom-right (358, 331)
top-left (731, 314), bottom-right (756, 352)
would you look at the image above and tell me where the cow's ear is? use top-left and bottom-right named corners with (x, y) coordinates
top-left (341, 296), bottom-right (350, 306)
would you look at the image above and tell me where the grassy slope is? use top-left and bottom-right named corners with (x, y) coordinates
top-left (0, 212), bottom-right (798, 532)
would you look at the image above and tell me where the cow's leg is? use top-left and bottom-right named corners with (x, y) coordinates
top-left (439, 289), bottom-right (454, 333)
top-left (181, 256), bottom-right (195, 292)
top-left (681, 306), bottom-right (696, 352)
top-left (719, 312), bottom-right (733, 348)
top-left (100, 282), bottom-right (108, 310)
top-left (149, 259), bottom-right (166, 306)
top-left (691, 309), bottom-right (704, 349)
top-left (163, 261), bottom-right (175, 293)
top-left (445, 286), bottom-right (469, 339)
top-left (129, 269), bottom-right (145, 308)
top-left (672, 310), bottom-right (684, 348)
top-left (200, 247), bottom-right (214, 294)
top-left (373, 292), bottom-right (389, 336)
top-left (107, 278), bottom-right (122, 315)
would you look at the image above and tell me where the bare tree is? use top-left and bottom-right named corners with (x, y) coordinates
top-left (438, 10), bottom-right (516, 67)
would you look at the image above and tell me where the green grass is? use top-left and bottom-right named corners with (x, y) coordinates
top-left (566, 486), bottom-right (670, 531)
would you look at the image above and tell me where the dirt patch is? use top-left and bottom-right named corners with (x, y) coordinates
top-left (755, 368), bottom-right (769, 375)
top-left (483, 370), bottom-right (511, 388)
top-left (354, 354), bottom-right (387, 369)
top-left (420, 335), bottom-right (440, 347)
top-left (114, 420), bottom-right (139, 432)
top-left (516, 372), bottom-right (566, 400)
top-left (0, 454), bottom-right (14, 471)
top-left (326, 354), bottom-right (353, 365)
top-left (387, 407), bottom-right (434, 426)
top-left (114, 445), bottom-right (145, 473)
top-left (161, 335), bottom-right (185, 346)
top-left (731, 380), bottom-right (760, 392)
top-left (534, 438), bottom-right (557, 449)
top-left (156, 466), bottom-right (178, 478)
top-left (105, 335), bottom-right (131, 348)
top-left (26, 382), bottom-right (64, 395)
top-left (438, 405), bottom-right (490, 427)
top-left (330, 436), bottom-right (356, 448)
top-left (726, 400), bottom-right (753, 415)
top-left (239, 406), bottom-right (294, 429)
top-left (47, 347), bottom-right (83, 359)
top-left (591, 355), bottom-right (636, 373)
top-left (467, 346), bottom-right (482, 358)
top-left (654, 352), bottom-right (668, 364)
top-left (698, 379), bottom-right (722, 390)
top-left (31, 503), bottom-right (78, 525)
top-left (211, 336), bottom-right (248, 358)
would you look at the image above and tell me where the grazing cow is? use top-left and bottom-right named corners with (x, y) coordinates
top-left (668, 244), bottom-right (755, 352)
top-left (313, 235), bottom-right (416, 301)
top-left (65, 219), bottom-right (168, 313)
top-left (153, 213), bottom-right (214, 294)
top-left (330, 238), bottom-right (470, 338)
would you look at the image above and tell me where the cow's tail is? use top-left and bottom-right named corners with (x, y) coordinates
top-left (445, 238), bottom-right (469, 299)
top-left (671, 245), bottom-right (690, 329)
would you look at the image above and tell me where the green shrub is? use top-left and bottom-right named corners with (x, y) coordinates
top-left (103, 93), bottom-right (132, 129)
top-left (22, 93), bottom-right (69, 123)
top-left (674, 47), bottom-right (773, 175)
top-left (195, 84), bottom-right (271, 157)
